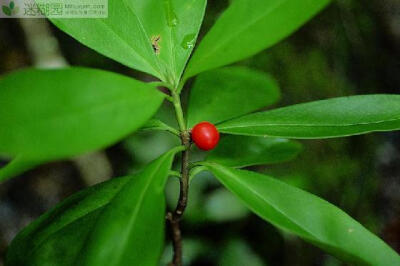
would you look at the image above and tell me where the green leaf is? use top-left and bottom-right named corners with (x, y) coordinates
top-left (6, 176), bottom-right (130, 266)
top-left (203, 163), bottom-right (400, 266)
top-left (184, 0), bottom-right (330, 78)
top-left (0, 156), bottom-right (43, 183)
top-left (187, 67), bottom-right (280, 127)
top-left (217, 95), bottom-right (400, 138)
top-left (141, 119), bottom-right (180, 136)
top-left (2, 5), bottom-right (11, 16)
top-left (7, 147), bottom-right (182, 266)
top-left (0, 67), bottom-right (164, 162)
top-left (50, 0), bottom-right (206, 84)
top-left (77, 146), bottom-right (182, 265)
top-left (9, 1), bottom-right (15, 9)
top-left (206, 136), bottom-right (302, 168)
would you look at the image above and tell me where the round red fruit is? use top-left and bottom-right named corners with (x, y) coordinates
top-left (191, 122), bottom-right (220, 151)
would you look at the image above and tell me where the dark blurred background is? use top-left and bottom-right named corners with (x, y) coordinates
top-left (0, 0), bottom-right (399, 265)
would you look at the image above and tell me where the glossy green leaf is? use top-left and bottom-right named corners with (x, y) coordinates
top-left (77, 146), bottom-right (182, 265)
top-left (217, 95), bottom-right (400, 138)
top-left (187, 67), bottom-right (280, 127)
top-left (203, 162), bottom-right (400, 266)
top-left (184, 0), bottom-right (330, 78)
top-left (7, 147), bottom-right (182, 266)
top-left (6, 176), bottom-right (130, 266)
top-left (0, 67), bottom-right (164, 162)
top-left (50, 0), bottom-right (206, 84)
top-left (206, 136), bottom-right (302, 168)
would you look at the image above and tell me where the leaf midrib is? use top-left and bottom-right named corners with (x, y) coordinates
top-left (211, 165), bottom-right (373, 264)
top-left (28, 193), bottom-right (117, 259)
top-left (112, 155), bottom-right (169, 266)
top-left (211, 165), bottom-right (396, 266)
top-left (97, 19), bottom-right (161, 77)
top-left (218, 116), bottom-right (400, 130)
top-left (121, 0), bottom-right (166, 80)
top-left (212, 165), bottom-right (318, 239)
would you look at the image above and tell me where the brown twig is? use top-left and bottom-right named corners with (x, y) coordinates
top-left (167, 130), bottom-right (191, 266)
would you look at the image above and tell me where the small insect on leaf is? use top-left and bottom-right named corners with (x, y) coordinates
top-left (151, 35), bottom-right (161, 55)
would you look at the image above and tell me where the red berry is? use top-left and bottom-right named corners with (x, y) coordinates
top-left (191, 122), bottom-right (220, 151)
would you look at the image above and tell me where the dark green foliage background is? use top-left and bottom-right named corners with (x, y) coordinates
top-left (0, 0), bottom-right (399, 265)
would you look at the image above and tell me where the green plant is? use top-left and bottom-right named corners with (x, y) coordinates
top-left (0, 0), bottom-right (399, 265)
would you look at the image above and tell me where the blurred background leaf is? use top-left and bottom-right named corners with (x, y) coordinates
top-left (204, 188), bottom-right (249, 222)
top-left (219, 239), bottom-right (265, 266)
top-left (187, 66), bottom-right (280, 127)
top-left (206, 136), bottom-right (302, 168)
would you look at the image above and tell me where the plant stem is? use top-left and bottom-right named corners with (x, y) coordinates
top-left (175, 131), bottom-right (191, 218)
top-left (168, 88), bottom-right (191, 266)
top-left (172, 91), bottom-right (186, 132)
top-left (167, 212), bottom-right (183, 266)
